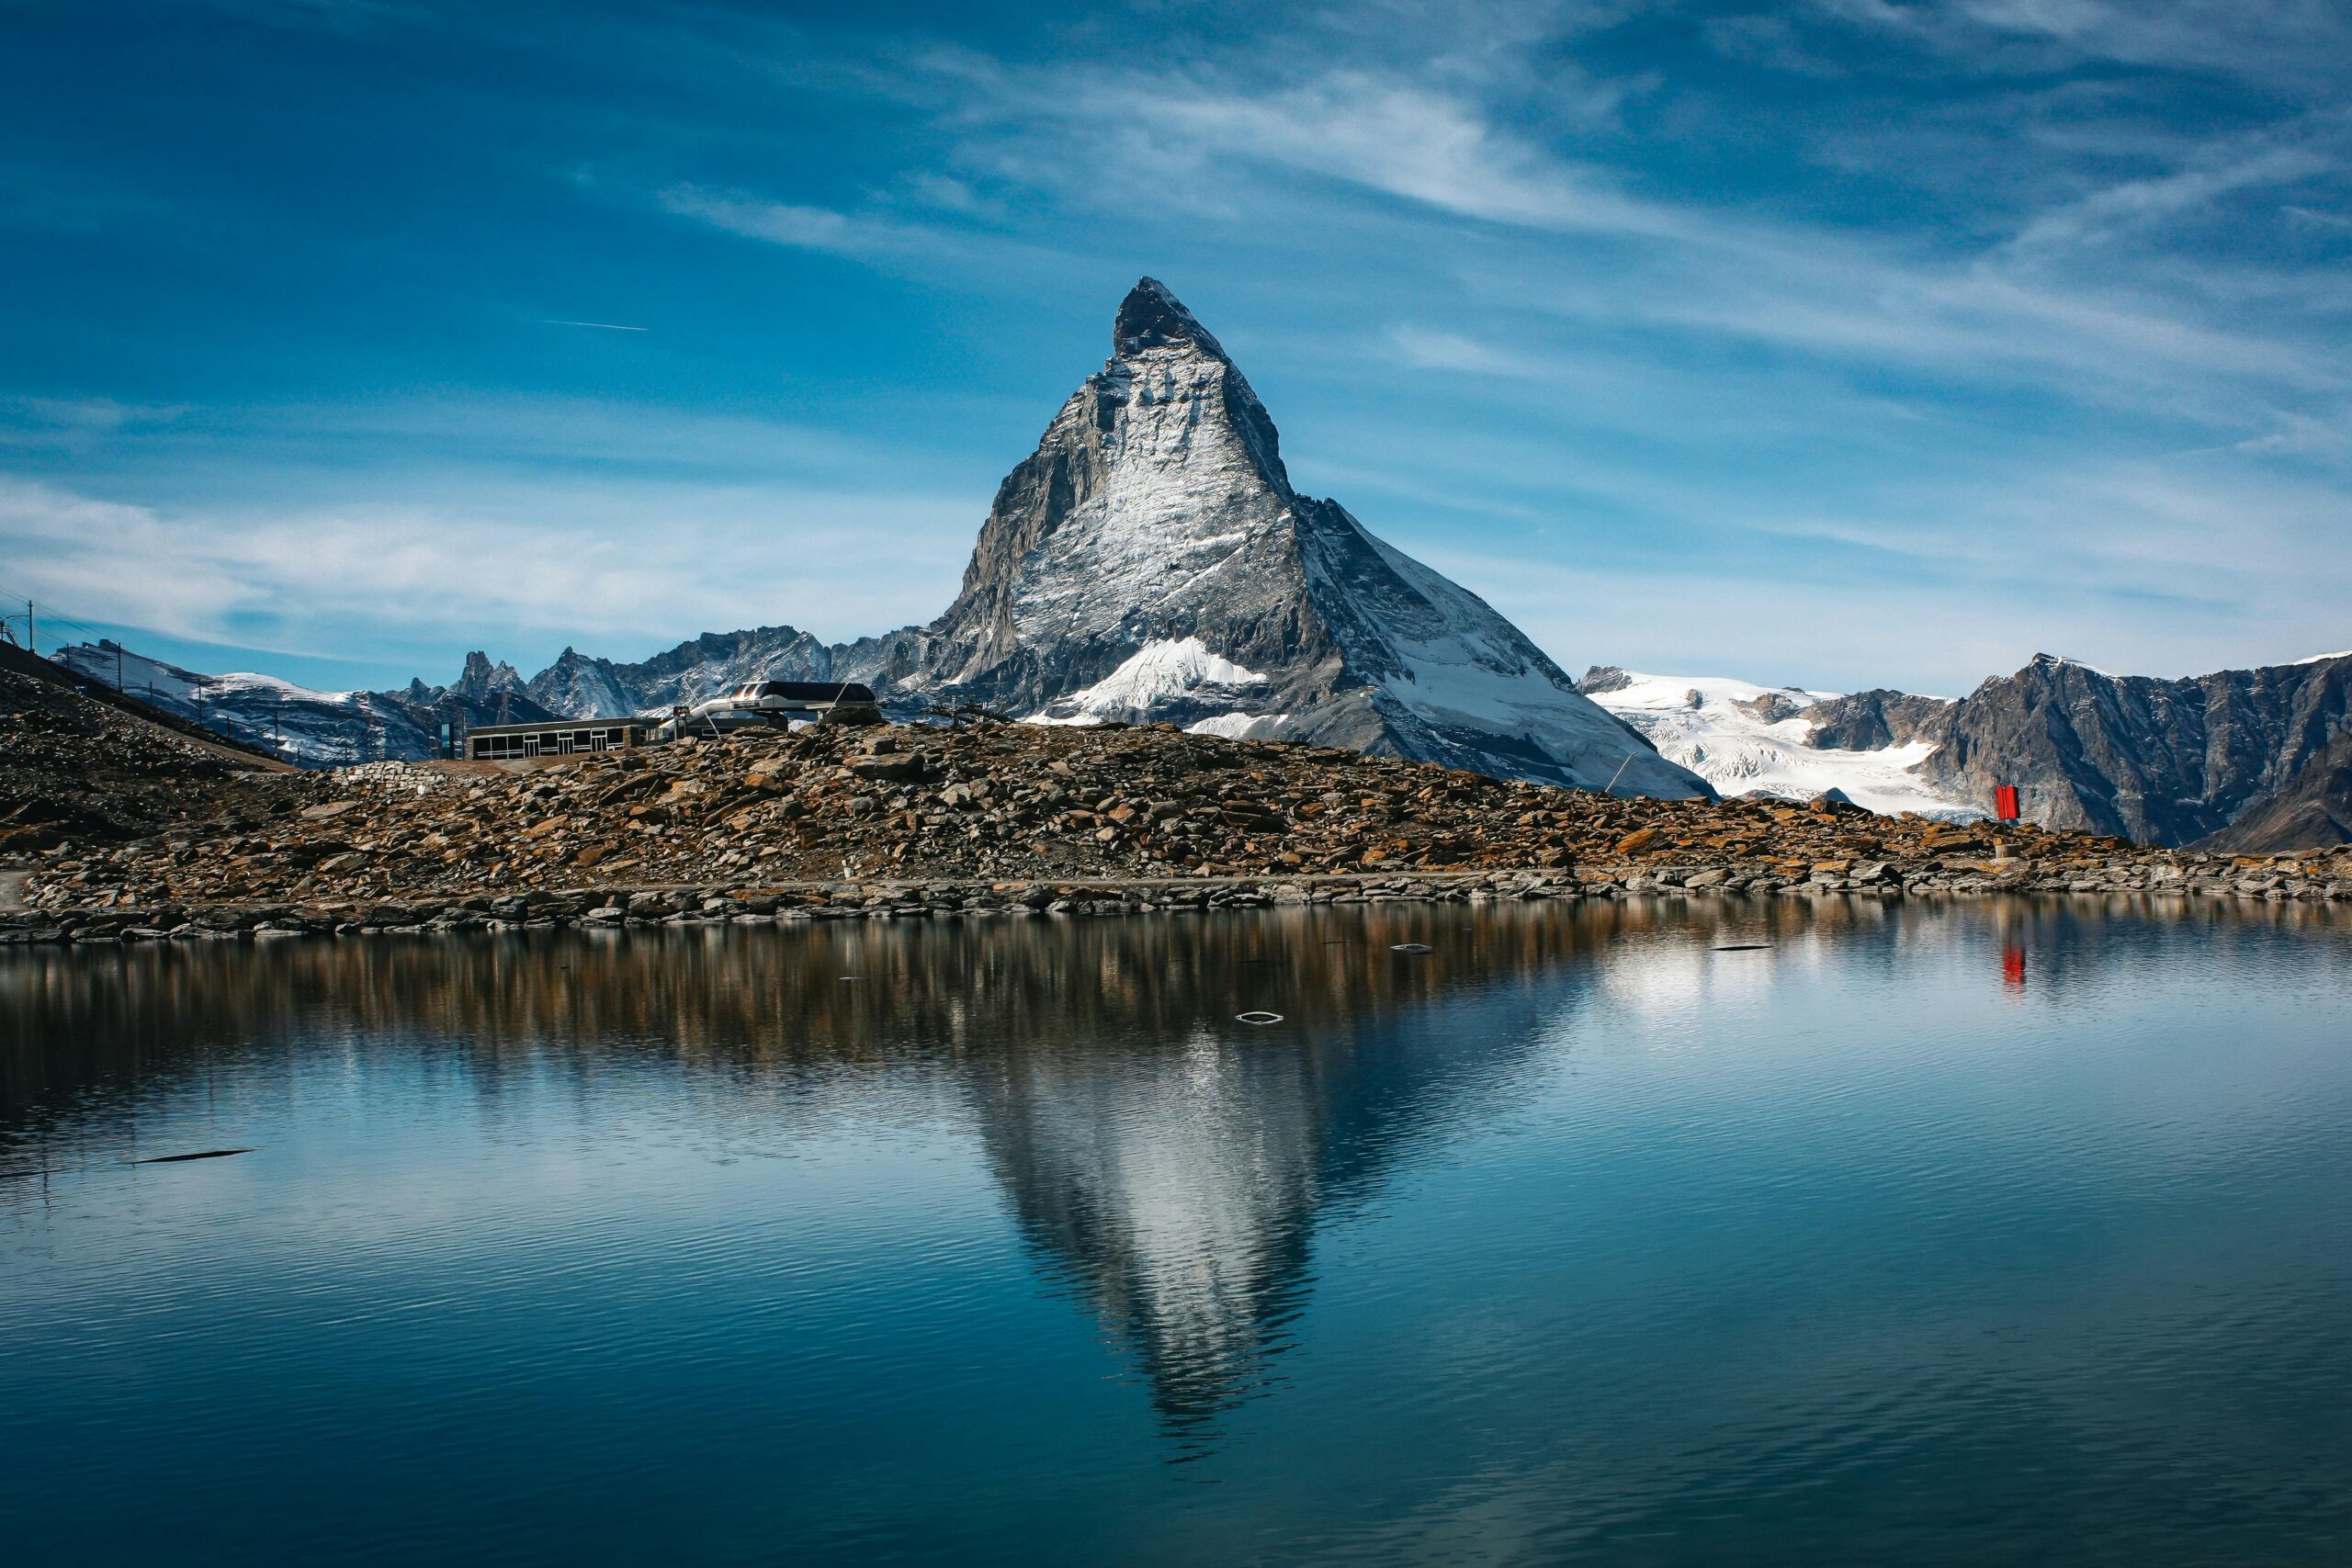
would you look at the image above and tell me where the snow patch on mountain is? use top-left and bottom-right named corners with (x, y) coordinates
top-left (1185, 712), bottom-right (1283, 739)
top-left (1587, 671), bottom-right (1977, 818)
top-left (1028, 637), bottom-right (1271, 727)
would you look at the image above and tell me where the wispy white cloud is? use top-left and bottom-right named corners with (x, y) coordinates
top-left (2005, 138), bottom-right (2336, 260)
top-left (1384, 324), bottom-right (1554, 378)
top-left (0, 471), bottom-right (979, 659)
top-left (650, 177), bottom-right (1066, 276)
top-left (897, 52), bottom-right (2338, 415)
top-left (929, 59), bottom-right (1687, 240)
top-left (2281, 202), bottom-right (2352, 232)
top-left (1417, 449), bottom-right (2352, 691)
top-left (1811, 0), bottom-right (2352, 86)
top-left (0, 396), bottom-right (190, 448)
top-left (1096, 72), bottom-right (1672, 234)
top-left (655, 185), bottom-right (877, 253)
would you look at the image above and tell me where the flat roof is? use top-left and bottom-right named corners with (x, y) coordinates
top-left (466, 718), bottom-right (652, 738)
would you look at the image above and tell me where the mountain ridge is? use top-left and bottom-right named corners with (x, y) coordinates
top-left (1577, 650), bottom-right (2352, 849)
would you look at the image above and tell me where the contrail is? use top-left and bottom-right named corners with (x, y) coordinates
top-left (541, 319), bottom-right (649, 332)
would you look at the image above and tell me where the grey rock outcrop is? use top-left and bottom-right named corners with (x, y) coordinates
top-left (524, 626), bottom-right (933, 720)
top-left (2197, 728), bottom-right (2352, 852)
top-left (1804, 688), bottom-right (1953, 751)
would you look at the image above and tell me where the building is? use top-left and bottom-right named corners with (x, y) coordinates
top-left (683, 680), bottom-right (882, 727)
top-left (466, 718), bottom-right (656, 761)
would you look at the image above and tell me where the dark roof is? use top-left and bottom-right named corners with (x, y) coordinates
top-left (749, 681), bottom-right (876, 703)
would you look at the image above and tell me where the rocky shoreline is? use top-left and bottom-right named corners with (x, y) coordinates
top-left (9, 716), bottom-right (2348, 946)
top-left (10, 857), bottom-right (2347, 948)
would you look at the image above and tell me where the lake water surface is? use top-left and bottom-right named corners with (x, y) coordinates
top-left (6, 898), bottom-right (2351, 1565)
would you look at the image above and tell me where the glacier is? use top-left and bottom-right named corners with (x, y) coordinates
top-left (1583, 669), bottom-right (1975, 818)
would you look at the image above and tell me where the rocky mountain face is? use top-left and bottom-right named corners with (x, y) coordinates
top-left (2198, 728), bottom-right (2352, 852)
top-left (525, 626), bottom-right (931, 719)
top-left (1577, 651), bottom-right (2352, 851)
top-left (1908, 652), bottom-right (2352, 845)
top-left (526, 627), bottom-right (832, 716)
top-left (1804, 689), bottom-right (1954, 751)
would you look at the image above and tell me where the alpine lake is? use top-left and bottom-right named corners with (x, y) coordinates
top-left (6, 895), bottom-right (2350, 1566)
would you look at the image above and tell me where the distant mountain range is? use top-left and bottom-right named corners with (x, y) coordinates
top-left (1581, 650), bottom-right (2352, 850)
top-left (51, 277), bottom-right (2350, 850)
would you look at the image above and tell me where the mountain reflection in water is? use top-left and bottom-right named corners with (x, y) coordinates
top-left (8, 900), bottom-right (1627, 1444)
top-left (6, 896), bottom-right (2352, 1567)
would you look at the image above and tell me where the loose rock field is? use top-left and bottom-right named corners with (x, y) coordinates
top-left (9, 716), bottom-right (2346, 942)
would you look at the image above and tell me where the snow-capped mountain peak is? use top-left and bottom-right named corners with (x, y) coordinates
top-left (899, 277), bottom-right (1708, 797)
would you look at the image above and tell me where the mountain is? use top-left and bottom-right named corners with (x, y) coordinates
top-left (525, 627), bottom-right (830, 716)
top-left (112, 276), bottom-right (2349, 829)
top-left (1579, 667), bottom-right (1972, 818)
top-left (520, 277), bottom-right (1703, 797)
top-left (522, 626), bottom-right (928, 719)
top-left (1911, 651), bottom-right (2352, 844)
top-left (882, 278), bottom-right (1702, 795)
top-left (52, 640), bottom-right (558, 765)
top-left (1588, 649), bottom-right (2351, 848)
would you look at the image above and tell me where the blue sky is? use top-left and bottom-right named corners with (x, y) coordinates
top-left (3, 0), bottom-right (2348, 695)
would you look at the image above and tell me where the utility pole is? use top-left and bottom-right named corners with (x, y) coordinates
top-left (24, 600), bottom-right (32, 659)
top-left (117, 641), bottom-right (125, 693)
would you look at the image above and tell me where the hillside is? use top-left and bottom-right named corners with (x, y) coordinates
top-left (0, 665), bottom-right (300, 854)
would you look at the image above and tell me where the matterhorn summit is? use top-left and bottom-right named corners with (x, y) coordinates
top-left (908, 278), bottom-right (1706, 796)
